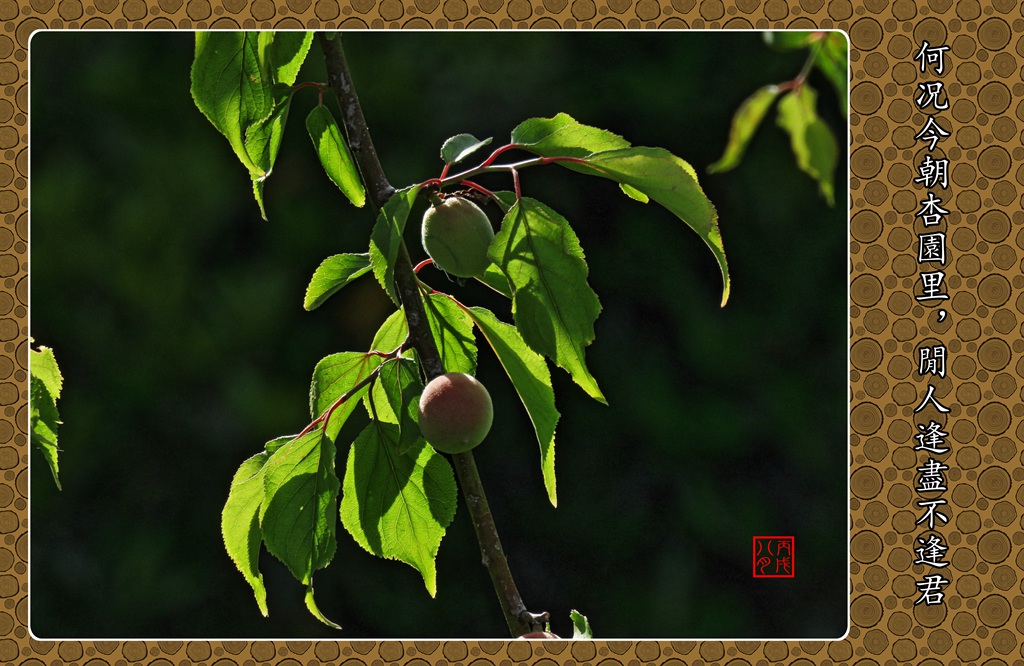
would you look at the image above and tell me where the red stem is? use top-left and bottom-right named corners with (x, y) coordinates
top-left (294, 349), bottom-right (397, 438)
top-left (459, 180), bottom-right (501, 203)
top-left (479, 143), bottom-right (520, 168)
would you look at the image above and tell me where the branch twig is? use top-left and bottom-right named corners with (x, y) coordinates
top-left (318, 32), bottom-right (542, 638)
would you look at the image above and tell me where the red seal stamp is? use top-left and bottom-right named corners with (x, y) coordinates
top-left (753, 536), bottom-right (795, 578)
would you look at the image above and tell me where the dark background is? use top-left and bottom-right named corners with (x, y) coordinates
top-left (30, 31), bottom-right (847, 639)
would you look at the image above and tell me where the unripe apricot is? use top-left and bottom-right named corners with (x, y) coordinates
top-left (417, 372), bottom-right (493, 454)
top-left (421, 196), bottom-right (495, 278)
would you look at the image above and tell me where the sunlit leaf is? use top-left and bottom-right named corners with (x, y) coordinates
top-left (369, 186), bottom-right (421, 305)
top-left (440, 133), bottom-right (492, 165)
top-left (708, 84), bottom-right (781, 174)
top-left (468, 307), bottom-right (559, 506)
top-left (567, 148), bottom-right (729, 306)
top-left (30, 345), bottom-right (62, 489)
top-left (307, 104), bottom-right (366, 208)
top-left (221, 451), bottom-right (271, 617)
top-left (814, 32), bottom-right (849, 118)
top-left (192, 32), bottom-right (313, 219)
top-left (340, 422), bottom-right (458, 597)
top-left (490, 194), bottom-right (605, 404)
top-left (423, 293), bottom-right (477, 375)
top-left (370, 308), bottom-right (409, 355)
top-left (244, 84), bottom-right (294, 219)
top-left (511, 112), bottom-right (630, 158)
top-left (304, 253), bottom-right (372, 311)
top-left (618, 182), bottom-right (649, 203)
top-left (510, 115), bottom-right (729, 306)
top-left (310, 351), bottom-right (382, 440)
top-left (366, 358), bottom-right (423, 456)
top-left (570, 609), bottom-right (593, 639)
top-left (777, 84), bottom-right (838, 206)
top-left (191, 32), bottom-right (273, 177)
top-left (264, 31), bottom-right (313, 86)
top-left (260, 428), bottom-right (341, 628)
top-left (305, 581), bottom-right (341, 629)
top-left (476, 263), bottom-right (513, 298)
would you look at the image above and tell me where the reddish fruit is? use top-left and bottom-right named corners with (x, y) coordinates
top-left (417, 372), bottom-right (493, 454)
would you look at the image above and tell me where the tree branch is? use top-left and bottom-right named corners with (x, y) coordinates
top-left (318, 33), bottom-right (396, 210)
top-left (318, 32), bottom-right (544, 638)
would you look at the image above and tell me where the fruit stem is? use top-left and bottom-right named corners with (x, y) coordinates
top-left (479, 142), bottom-right (519, 168)
top-left (460, 179), bottom-right (500, 204)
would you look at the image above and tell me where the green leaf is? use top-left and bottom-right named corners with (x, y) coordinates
top-left (566, 147), bottom-right (730, 306)
top-left (191, 32), bottom-right (274, 177)
top-left (252, 180), bottom-right (269, 221)
top-left (340, 422), bottom-right (458, 597)
top-left (570, 609), bottom-right (593, 639)
top-left (367, 358), bottom-right (423, 456)
top-left (264, 434), bottom-right (294, 455)
top-left (815, 32), bottom-right (849, 118)
top-left (304, 253), bottom-right (372, 311)
top-left (440, 133), bottom-right (492, 165)
top-left (777, 85), bottom-right (838, 206)
top-left (489, 195), bottom-right (605, 404)
top-left (259, 427), bottom-right (341, 627)
top-left (476, 263), bottom-right (513, 298)
top-left (507, 115), bottom-right (729, 306)
top-left (305, 581), bottom-right (341, 630)
top-left (310, 351), bottom-right (382, 440)
top-left (511, 113), bottom-right (630, 157)
top-left (370, 308), bottom-right (410, 355)
top-left (30, 346), bottom-right (62, 397)
top-left (245, 84), bottom-right (294, 220)
top-left (468, 307), bottom-right (559, 506)
top-left (192, 32), bottom-right (306, 219)
top-left (708, 84), bottom-right (781, 174)
top-left (221, 451), bottom-right (271, 617)
top-left (423, 293), bottom-right (477, 375)
top-left (618, 182), bottom-right (649, 203)
top-left (369, 185), bottom-right (421, 305)
top-left (306, 104), bottom-right (367, 208)
top-left (263, 31), bottom-right (313, 86)
top-left (30, 346), bottom-right (62, 490)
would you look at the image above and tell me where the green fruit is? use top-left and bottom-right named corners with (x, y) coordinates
top-left (418, 372), bottom-right (493, 454)
top-left (421, 196), bottom-right (495, 278)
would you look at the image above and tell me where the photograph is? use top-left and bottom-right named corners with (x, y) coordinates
top-left (29, 30), bottom-right (848, 639)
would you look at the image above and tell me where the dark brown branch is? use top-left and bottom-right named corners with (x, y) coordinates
top-left (318, 32), bottom-right (543, 638)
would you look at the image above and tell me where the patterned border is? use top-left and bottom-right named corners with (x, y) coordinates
top-left (13, 1), bottom-right (1024, 664)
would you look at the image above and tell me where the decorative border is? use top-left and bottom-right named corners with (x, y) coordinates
top-left (13, 1), bottom-right (1023, 664)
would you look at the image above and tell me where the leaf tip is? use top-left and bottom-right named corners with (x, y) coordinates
top-left (706, 160), bottom-right (728, 175)
top-left (305, 583), bottom-right (342, 629)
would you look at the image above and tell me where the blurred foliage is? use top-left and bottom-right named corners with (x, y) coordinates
top-left (30, 31), bottom-right (847, 639)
